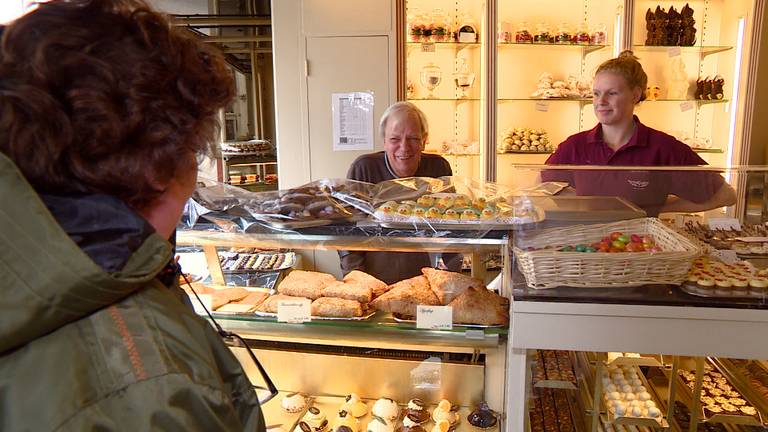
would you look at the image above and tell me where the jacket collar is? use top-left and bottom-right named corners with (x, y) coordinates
top-left (0, 152), bottom-right (172, 353)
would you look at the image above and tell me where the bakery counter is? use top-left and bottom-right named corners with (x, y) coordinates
top-left (213, 313), bottom-right (506, 353)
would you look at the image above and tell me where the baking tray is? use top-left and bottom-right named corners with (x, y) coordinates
top-left (391, 313), bottom-right (506, 329)
top-left (663, 361), bottom-right (764, 427)
top-left (222, 252), bottom-right (297, 273)
top-left (255, 219), bottom-right (334, 230)
top-left (253, 309), bottom-right (377, 321)
top-left (525, 196), bottom-right (647, 223)
top-left (602, 365), bottom-right (669, 428)
top-left (376, 206), bottom-right (543, 231)
top-left (708, 357), bottom-right (768, 425)
top-left (680, 282), bottom-right (767, 300)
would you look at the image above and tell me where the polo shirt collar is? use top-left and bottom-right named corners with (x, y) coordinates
top-left (588, 115), bottom-right (649, 150)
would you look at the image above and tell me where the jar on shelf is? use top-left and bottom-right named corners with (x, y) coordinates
top-left (590, 22), bottom-right (607, 45)
top-left (497, 21), bottom-right (512, 43)
top-left (534, 22), bottom-right (553, 43)
top-left (430, 8), bottom-right (450, 42)
top-left (420, 62), bottom-right (442, 98)
top-left (457, 13), bottom-right (478, 43)
top-left (406, 7), bottom-right (424, 43)
top-left (574, 22), bottom-right (591, 45)
top-left (555, 22), bottom-right (572, 44)
top-left (515, 22), bottom-right (533, 43)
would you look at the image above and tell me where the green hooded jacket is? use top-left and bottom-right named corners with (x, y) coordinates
top-left (0, 153), bottom-right (265, 431)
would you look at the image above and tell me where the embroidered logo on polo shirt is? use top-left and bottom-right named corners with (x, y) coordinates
top-left (627, 179), bottom-right (649, 189)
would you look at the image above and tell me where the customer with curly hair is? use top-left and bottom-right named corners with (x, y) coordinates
top-left (0, 1), bottom-right (264, 430)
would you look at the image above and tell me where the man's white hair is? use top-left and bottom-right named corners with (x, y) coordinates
top-left (379, 101), bottom-right (429, 140)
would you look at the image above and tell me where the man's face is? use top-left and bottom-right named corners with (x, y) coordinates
top-left (383, 113), bottom-right (426, 177)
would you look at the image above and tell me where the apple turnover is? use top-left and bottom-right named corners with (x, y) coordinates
top-left (321, 281), bottom-right (373, 303)
top-left (421, 268), bottom-right (483, 304)
top-left (277, 270), bottom-right (337, 300)
top-left (370, 275), bottom-right (439, 317)
top-left (310, 297), bottom-right (364, 317)
top-left (343, 270), bottom-right (389, 298)
top-left (448, 287), bottom-right (509, 326)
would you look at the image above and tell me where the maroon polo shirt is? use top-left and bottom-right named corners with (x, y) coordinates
top-left (542, 116), bottom-right (725, 216)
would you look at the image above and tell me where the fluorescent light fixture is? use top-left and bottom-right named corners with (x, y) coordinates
top-left (725, 16), bottom-right (746, 182)
top-left (613, 13), bottom-right (622, 57)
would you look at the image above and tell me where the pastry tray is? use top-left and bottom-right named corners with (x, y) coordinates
top-left (663, 361), bottom-right (764, 426)
top-left (601, 365), bottom-right (669, 428)
top-left (222, 252), bottom-right (297, 273)
top-left (391, 313), bottom-right (506, 329)
top-left (253, 308), bottom-right (377, 321)
top-left (680, 282), bottom-right (768, 300)
top-left (254, 219), bottom-right (334, 230)
top-left (378, 220), bottom-right (538, 231)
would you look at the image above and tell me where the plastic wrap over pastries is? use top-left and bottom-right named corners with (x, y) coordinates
top-left (180, 176), bottom-right (541, 233)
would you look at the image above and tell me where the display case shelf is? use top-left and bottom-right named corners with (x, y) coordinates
top-left (408, 97), bottom-right (481, 102)
top-left (212, 313), bottom-right (505, 352)
top-left (178, 229), bottom-right (508, 254)
top-left (692, 148), bottom-right (724, 153)
top-left (631, 44), bottom-right (734, 57)
top-left (497, 98), bottom-right (591, 102)
top-left (497, 151), bottom-right (553, 155)
top-left (497, 42), bottom-right (607, 55)
top-left (406, 41), bottom-right (481, 49)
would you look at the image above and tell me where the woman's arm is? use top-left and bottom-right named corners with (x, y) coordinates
top-left (660, 182), bottom-right (737, 213)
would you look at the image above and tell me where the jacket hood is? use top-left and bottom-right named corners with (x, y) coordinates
top-left (0, 153), bottom-right (173, 353)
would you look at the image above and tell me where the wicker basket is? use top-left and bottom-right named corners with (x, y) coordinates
top-left (514, 218), bottom-right (701, 289)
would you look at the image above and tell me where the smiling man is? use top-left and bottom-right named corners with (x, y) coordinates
top-left (341, 102), bottom-right (459, 284)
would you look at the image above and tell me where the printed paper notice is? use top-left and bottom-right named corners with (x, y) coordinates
top-left (416, 305), bottom-right (453, 330)
top-left (332, 92), bottom-right (374, 151)
top-left (277, 299), bottom-right (311, 323)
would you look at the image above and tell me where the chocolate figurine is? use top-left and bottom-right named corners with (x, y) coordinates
top-left (711, 75), bottom-right (725, 100)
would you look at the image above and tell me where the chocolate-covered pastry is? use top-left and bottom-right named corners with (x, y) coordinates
top-left (404, 399), bottom-right (429, 424)
top-left (702, 78), bottom-right (713, 100)
top-left (467, 402), bottom-right (498, 429)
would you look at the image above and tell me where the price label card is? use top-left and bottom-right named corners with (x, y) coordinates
top-left (420, 43), bottom-right (435, 53)
top-left (708, 217), bottom-right (742, 231)
top-left (277, 299), bottom-right (311, 323)
top-left (679, 101), bottom-right (694, 112)
top-left (189, 294), bottom-right (212, 315)
top-left (535, 101), bottom-right (549, 112)
top-left (710, 249), bottom-right (739, 264)
top-left (667, 46), bottom-right (682, 57)
top-left (416, 305), bottom-right (453, 330)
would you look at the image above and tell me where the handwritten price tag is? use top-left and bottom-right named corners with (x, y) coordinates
top-left (708, 217), bottom-right (742, 231)
top-left (535, 101), bottom-right (549, 112)
top-left (679, 101), bottom-right (694, 112)
top-left (277, 299), bottom-right (312, 323)
top-left (421, 43), bottom-right (435, 53)
top-left (416, 305), bottom-right (453, 330)
top-left (667, 46), bottom-right (682, 57)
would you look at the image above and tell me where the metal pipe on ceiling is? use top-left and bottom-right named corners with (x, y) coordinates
top-left (202, 35), bottom-right (271, 43)
top-left (172, 16), bottom-right (271, 26)
top-left (223, 48), bottom-right (272, 54)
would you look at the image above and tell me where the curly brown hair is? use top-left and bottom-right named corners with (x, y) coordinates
top-left (0, 0), bottom-right (234, 208)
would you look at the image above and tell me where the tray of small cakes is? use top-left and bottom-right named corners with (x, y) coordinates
top-left (671, 362), bottom-right (764, 426)
top-left (682, 256), bottom-right (768, 299)
top-left (372, 193), bottom-right (542, 231)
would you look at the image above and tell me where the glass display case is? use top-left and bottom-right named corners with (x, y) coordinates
top-left (505, 164), bottom-right (768, 431)
top-left (178, 165), bottom-right (768, 431)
